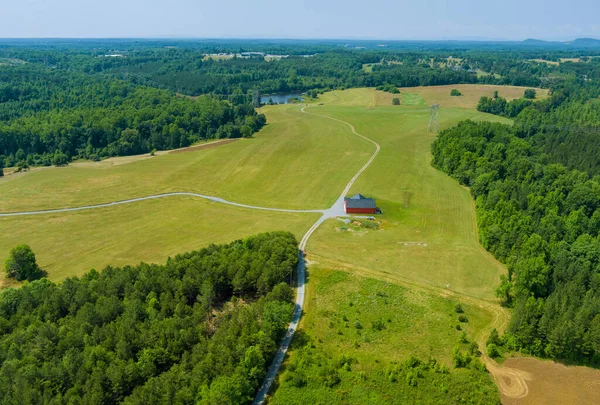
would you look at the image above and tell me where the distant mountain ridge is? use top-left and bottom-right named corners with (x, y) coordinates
top-left (522, 37), bottom-right (600, 48)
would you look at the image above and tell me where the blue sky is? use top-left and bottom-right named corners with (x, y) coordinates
top-left (3, 0), bottom-right (599, 40)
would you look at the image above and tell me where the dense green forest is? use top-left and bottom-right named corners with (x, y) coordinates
top-left (2, 40), bottom-right (599, 170)
top-left (0, 65), bottom-right (265, 167)
top-left (0, 232), bottom-right (298, 404)
top-left (432, 80), bottom-right (600, 364)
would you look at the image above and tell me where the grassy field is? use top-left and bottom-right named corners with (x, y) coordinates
top-left (266, 86), bottom-right (518, 403)
top-left (322, 84), bottom-right (547, 110)
top-left (0, 197), bottom-right (319, 286)
top-left (0, 105), bottom-right (371, 212)
top-left (1, 85), bottom-right (560, 402)
top-left (305, 104), bottom-right (511, 300)
top-left (270, 267), bottom-right (500, 404)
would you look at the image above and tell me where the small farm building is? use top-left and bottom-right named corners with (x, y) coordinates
top-left (344, 194), bottom-right (377, 214)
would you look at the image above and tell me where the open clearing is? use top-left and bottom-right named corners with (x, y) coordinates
top-left (270, 268), bottom-right (500, 404)
top-left (306, 105), bottom-right (511, 299)
top-left (0, 105), bottom-right (371, 212)
top-left (0, 197), bottom-right (319, 286)
top-left (501, 357), bottom-right (600, 405)
top-left (321, 85), bottom-right (547, 110)
top-left (393, 84), bottom-right (548, 108)
top-left (2, 85), bottom-right (596, 404)
top-left (272, 86), bottom-right (596, 404)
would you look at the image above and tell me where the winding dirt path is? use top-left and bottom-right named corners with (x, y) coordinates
top-left (2, 103), bottom-right (534, 402)
top-left (463, 296), bottom-right (532, 399)
top-left (254, 104), bottom-right (533, 404)
top-left (0, 192), bottom-right (325, 217)
top-left (252, 106), bottom-right (380, 404)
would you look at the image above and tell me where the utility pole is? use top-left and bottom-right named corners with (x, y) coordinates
top-left (252, 88), bottom-right (261, 108)
top-left (428, 104), bottom-right (440, 133)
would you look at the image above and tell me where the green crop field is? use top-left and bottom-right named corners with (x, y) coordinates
top-left (0, 105), bottom-right (371, 212)
top-left (1, 85), bottom-right (519, 403)
top-left (270, 267), bottom-right (500, 404)
top-left (305, 104), bottom-right (511, 300)
top-left (0, 197), bottom-right (319, 287)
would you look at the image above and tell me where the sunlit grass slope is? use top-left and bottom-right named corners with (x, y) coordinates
top-left (0, 104), bottom-right (371, 212)
top-left (270, 268), bottom-right (500, 404)
top-left (306, 104), bottom-right (511, 299)
top-left (0, 197), bottom-right (319, 286)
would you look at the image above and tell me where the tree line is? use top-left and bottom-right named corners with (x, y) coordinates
top-left (431, 79), bottom-right (600, 364)
top-left (0, 65), bottom-right (265, 169)
top-left (0, 232), bottom-right (299, 404)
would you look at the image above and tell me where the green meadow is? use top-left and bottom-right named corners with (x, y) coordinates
top-left (270, 268), bottom-right (500, 404)
top-left (306, 105), bottom-right (511, 300)
top-left (1, 85), bottom-right (520, 402)
top-left (0, 105), bottom-right (371, 212)
top-left (0, 197), bottom-right (319, 286)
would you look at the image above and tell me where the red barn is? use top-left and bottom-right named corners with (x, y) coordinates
top-left (344, 194), bottom-right (377, 214)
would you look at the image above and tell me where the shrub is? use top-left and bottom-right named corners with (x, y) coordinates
top-left (452, 346), bottom-right (472, 368)
top-left (487, 343), bottom-right (500, 358)
top-left (4, 244), bottom-right (44, 281)
top-left (52, 152), bottom-right (69, 166)
top-left (320, 367), bottom-right (341, 388)
top-left (284, 371), bottom-right (306, 387)
top-left (450, 89), bottom-right (462, 96)
top-left (403, 356), bottom-right (421, 369)
top-left (372, 319), bottom-right (386, 331)
top-left (458, 315), bottom-right (469, 323)
top-left (392, 97), bottom-right (400, 105)
top-left (455, 303), bottom-right (464, 313)
top-left (486, 328), bottom-right (502, 346)
top-left (406, 371), bottom-right (418, 386)
top-left (524, 89), bottom-right (536, 99)
top-left (354, 320), bottom-right (363, 329)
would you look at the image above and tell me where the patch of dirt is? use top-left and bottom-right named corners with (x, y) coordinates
top-left (500, 357), bottom-right (600, 405)
top-left (397, 241), bottom-right (427, 247)
top-left (71, 152), bottom-right (169, 168)
top-left (169, 139), bottom-right (239, 154)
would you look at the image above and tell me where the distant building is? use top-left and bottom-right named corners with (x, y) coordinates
top-left (240, 52), bottom-right (265, 58)
top-left (344, 194), bottom-right (377, 214)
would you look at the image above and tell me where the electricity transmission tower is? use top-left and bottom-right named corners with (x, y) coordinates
top-left (428, 104), bottom-right (440, 132)
top-left (252, 89), bottom-right (261, 108)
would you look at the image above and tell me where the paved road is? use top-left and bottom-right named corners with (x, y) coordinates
top-left (252, 106), bottom-right (381, 404)
top-left (0, 192), bottom-right (326, 217)
top-left (0, 105), bottom-right (382, 404)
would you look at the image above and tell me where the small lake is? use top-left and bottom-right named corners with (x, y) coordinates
top-left (261, 93), bottom-right (304, 104)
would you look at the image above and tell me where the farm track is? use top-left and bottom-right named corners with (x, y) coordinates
top-left (0, 192), bottom-right (326, 217)
top-left (253, 105), bottom-right (380, 404)
top-left (256, 105), bottom-right (531, 403)
top-left (2, 103), bottom-right (531, 403)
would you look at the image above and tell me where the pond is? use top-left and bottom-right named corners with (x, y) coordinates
top-left (260, 93), bottom-right (304, 105)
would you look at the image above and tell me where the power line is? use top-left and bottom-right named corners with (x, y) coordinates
top-left (428, 104), bottom-right (439, 132)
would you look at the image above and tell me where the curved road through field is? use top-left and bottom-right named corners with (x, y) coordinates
top-left (1, 104), bottom-right (531, 402)
top-left (252, 106), bottom-right (380, 404)
top-left (254, 105), bottom-right (531, 404)
top-left (0, 192), bottom-right (326, 217)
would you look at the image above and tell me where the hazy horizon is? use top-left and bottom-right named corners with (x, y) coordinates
top-left (2, 0), bottom-right (599, 41)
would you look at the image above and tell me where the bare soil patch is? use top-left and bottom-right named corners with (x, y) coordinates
top-left (70, 139), bottom-right (239, 168)
top-left (376, 84), bottom-right (548, 109)
top-left (501, 357), bottom-right (600, 405)
top-left (169, 138), bottom-right (239, 154)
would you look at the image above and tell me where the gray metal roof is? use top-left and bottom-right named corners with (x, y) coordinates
top-left (345, 194), bottom-right (376, 209)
